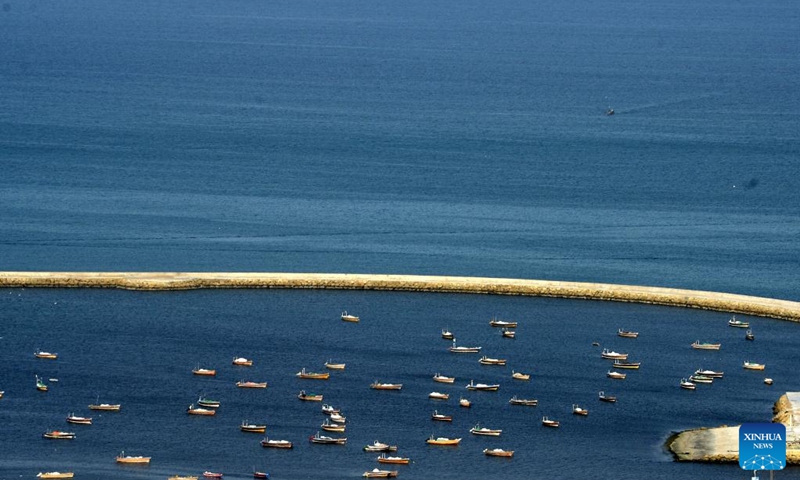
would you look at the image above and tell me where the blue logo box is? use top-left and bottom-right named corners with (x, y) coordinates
top-left (739, 423), bottom-right (786, 470)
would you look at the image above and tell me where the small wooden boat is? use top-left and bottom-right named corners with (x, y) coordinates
top-left (197, 397), bottom-right (220, 408)
top-left (441, 329), bottom-right (454, 340)
top-left (298, 390), bottom-right (323, 401)
top-left (202, 472), bottom-right (223, 478)
top-left (617, 329), bottom-right (639, 338)
top-left (601, 349), bottom-right (628, 360)
top-left (43, 430), bottom-right (76, 439)
top-left (429, 391), bottom-right (449, 400)
top-left (680, 378), bottom-right (696, 390)
top-left (296, 368), bottom-right (329, 380)
top-left (363, 440), bottom-right (398, 452)
top-left (36, 375), bottom-right (48, 392)
top-left (459, 397), bottom-right (471, 408)
top-left (377, 453), bottom-right (410, 464)
top-left (479, 356), bottom-right (507, 366)
top-left (694, 369), bottom-right (724, 378)
top-left (489, 319), bottom-right (517, 328)
top-left (187, 404), bottom-right (216, 416)
top-left (35, 350), bottom-right (58, 360)
top-left (448, 340), bottom-right (481, 353)
top-left (66, 413), bottom-right (92, 425)
top-left (240, 421), bottom-right (267, 433)
top-left (433, 373), bottom-right (455, 383)
top-left (598, 391), bottom-right (617, 403)
top-left (89, 397), bottom-right (121, 411)
top-left (728, 316), bottom-right (750, 328)
top-left (511, 371), bottom-right (530, 381)
top-left (168, 476), bottom-right (198, 480)
top-left (743, 361), bottom-right (766, 371)
top-left (501, 328), bottom-right (515, 338)
top-left (431, 410), bottom-right (452, 422)
top-left (612, 360), bottom-right (641, 370)
top-left (470, 424), bottom-right (502, 436)
top-left (236, 380), bottom-right (268, 388)
top-left (483, 448), bottom-right (513, 458)
top-left (329, 412), bottom-right (346, 424)
top-left (764, 378), bottom-right (774, 385)
top-left (321, 418), bottom-right (345, 432)
top-left (465, 380), bottom-right (499, 391)
top-left (509, 395), bottom-right (537, 406)
top-left (232, 357), bottom-right (253, 366)
top-left (324, 360), bottom-right (346, 370)
top-left (321, 404), bottom-right (340, 415)
top-left (688, 374), bottom-right (712, 384)
top-left (426, 435), bottom-right (461, 446)
top-left (572, 404), bottom-right (589, 416)
top-left (362, 469), bottom-right (398, 478)
top-left (541, 416), bottom-right (560, 428)
top-left (116, 451), bottom-right (151, 463)
top-left (260, 438), bottom-right (293, 449)
top-left (745, 329), bottom-right (755, 341)
top-left (370, 381), bottom-right (402, 390)
top-left (607, 370), bottom-right (626, 380)
top-left (309, 432), bottom-right (347, 444)
top-left (252, 471), bottom-right (269, 479)
top-left (691, 341), bottom-right (721, 350)
top-left (341, 311), bottom-right (359, 323)
top-left (192, 367), bottom-right (216, 376)
top-left (36, 473), bottom-right (74, 479)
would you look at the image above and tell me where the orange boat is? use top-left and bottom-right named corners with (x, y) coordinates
top-left (34, 350), bottom-right (58, 360)
top-left (187, 404), bottom-right (216, 416)
top-left (192, 367), bottom-right (216, 376)
top-left (377, 453), bottom-right (410, 464)
top-left (426, 435), bottom-right (461, 445)
top-left (232, 357), bottom-right (253, 366)
top-left (296, 368), bottom-right (329, 380)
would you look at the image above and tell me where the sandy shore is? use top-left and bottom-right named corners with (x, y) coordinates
top-left (1, 271), bottom-right (800, 322)
top-left (669, 392), bottom-right (800, 464)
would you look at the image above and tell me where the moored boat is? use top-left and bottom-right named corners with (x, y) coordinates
top-left (321, 403), bottom-right (340, 415)
top-left (377, 453), bottom-right (410, 464)
top-left (509, 395), bottom-right (537, 406)
top-left (694, 369), bottom-right (724, 378)
top-left (298, 390), bottom-right (323, 401)
top-left (0, 391), bottom-right (4, 399)
top-left (426, 435), bottom-right (461, 445)
top-left (34, 350), bottom-right (58, 360)
top-left (465, 380), bottom-right (499, 391)
top-left (688, 374), bottom-right (713, 384)
top-left (511, 371), bottom-right (530, 381)
top-left (478, 356), bottom-right (507, 366)
top-left (764, 378), bottom-right (774, 385)
top-left (680, 378), bottom-right (696, 390)
top-left (441, 328), bottom-right (454, 340)
top-left (745, 329), bottom-right (755, 341)
top-left (489, 319), bottom-right (517, 328)
top-left (362, 468), bottom-right (398, 478)
top-left (43, 430), bottom-right (76, 439)
top-left (260, 438), bottom-right (293, 449)
top-left (192, 367), bottom-right (216, 376)
top-left (253, 471), bottom-right (270, 479)
top-left (448, 340), bottom-right (481, 353)
top-left (36, 473), bottom-right (74, 479)
top-left (431, 410), bottom-right (452, 422)
top-left (66, 413), bottom-right (92, 425)
top-left (541, 416), bottom-right (560, 428)
top-left (36, 375), bottom-right (48, 392)
top-left (728, 316), bottom-right (750, 328)
top-left (433, 373), bottom-right (455, 383)
top-left (612, 360), bottom-right (641, 369)
top-left (429, 391), bottom-right (449, 400)
top-left (459, 397), bottom-right (471, 408)
top-left (321, 418), bottom-right (345, 432)
top-left (296, 368), bottom-right (329, 380)
top-left (470, 424), bottom-right (502, 436)
top-left (89, 396), bottom-right (121, 411)
top-left (324, 360), bottom-right (346, 370)
top-left (232, 357), bottom-right (253, 366)
top-left (197, 397), bottom-right (220, 408)
top-left (309, 432), bottom-right (346, 444)
top-left (236, 380), bottom-right (268, 388)
top-left (598, 391), bottom-right (617, 403)
top-left (240, 420), bottom-right (267, 433)
top-left (187, 404), bottom-right (216, 416)
top-left (341, 311), bottom-right (359, 323)
top-left (115, 451), bottom-right (151, 463)
top-left (483, 448), bottom-right (514, 458)
top-left (168, 476), bottom-right (198, 480)
top-left (691, 341), bottom-right (721, 350)
top-left (600, 349), bottom-right (628, 360)
top-left (202, 472), bottom-right (223, 478)
top-left (363, 440), bottom-right (398, 452)
top-left (501, 328), bottom-right (516, 338)
top-left (617, 329), bottom-right (639, 338)
top-left (607, 370), bottom-right (626, 380)
top-left (329, 412), bottom-right (346, 423)
top-left (370, 381), bottom-right (402, 390)
top-left (572, 404), bottom-right (589, 416)
top-left (743, 361), bottom-right (765, 371)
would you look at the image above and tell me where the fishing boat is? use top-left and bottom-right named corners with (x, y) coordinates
top-left (202, 472), bottom-right (223, 478)
top-left (470, 424), bottom-right (502, 436)
top-left (691, 341), bottom-right (721, 350)
top-left (694, 369), bottom-right (724, 378)
top-left (377, 453), bottom-right (410, 464)
top-left (36, 473), bottom-right (74, 479)
top-left (743, 361), bottom-right (766, 371)
top-left (598, 391), bottom-right (617, 403)
top-left (89, 396), bottom-right (121, 411)
top-left (448, 340), bottom-right (481, 353)
top-left (363, 440), bottom-right (398, 452)
top-left (429, 391), bottom-right (449, 400)
top-left (601, 349), bottom-right (628, 360)
top-left (607, 370), bottom-right (626, 380)
top-left (187, 404), bottom-right (215, 416)
top-left (43, 430), bottom-right (76, 439)
top-left (66, 413), bottom-right (92, 425)
top-left (431, 410), bottom-right (452, 422)
top-left (260, 438), bottom-right (293, 449)
top-left (541, 416), bottom-right (560, 428)
top-left (572, 404), bottom-right (589, 416)
top-left (296, 368), bottom-right (329, 380)
top-left (483, 448), bottom-right (514, 458)
top-left (764, 378), bottom-right (774, 385)
top-left (688, 374), bottom-right (713, 384)
top-left (232, 357), bottom-right (253, 366)
top-left (478, 356), bottom-right (507, 366)
top-left (321, 419), bottom-right (345, 432)
top-left (298, 390), bottom-right (323, 401)
top-left (433, 373), bottom-right (455, 383)
top-left (370, 381), bottom-right (402, 390)
top-left (441, 329), bottom-right (454, 340)
top-left (197, 396), bottom-right (220, 408)
top-left (115, 451), bottom-right (151, 463)
top-left (426, 435), bottom-right (461, 445)
top-left (728, 316), bottom-right (750, 328)
top-left (329, 412), bottom-right (346, 423)
top-left (240, 421), bottom-right (267, 433)
top-left (511, 371), bottom-right (530, 381)
top-left (612, 360), bottom-right (641, 369)
top-left (501, 328), bottom-right (515, 338)
top-left (606, 107), bottom-right (615, 116)
top-left (192, 366), bottom-right (216, 376)
top-left (362, 469), bottom-right (398, 478)
top-left (465, 380), bottom-right (499, 391)
top-left (745, 329), bottom-right (755, 341)
top-left (36, 375), bottom-right (48, 392)
top-left (309, 432), bottom-right (347, 444)
top-left (324, 360), bottom-right (346, 370)
top-left (236, 380), bottom-right (268, 388)
top-left (680, 378), bottom-right (696, 390)
top-left (253, 470), bottom-right (270, 479)
top-left (168, 476), bottom-right (198, 480)
top-left (509, 395), bottom-right (538, 406)
top-left (459, 397), bottom-right (471, 408)
top-left (617, 329), bottom-right (639, 338)
top-left (341, 311), bottom-right (359, 323)
top-left (321, 404), bottom-right (340, 415)
top-left (489, 319), bottom-right (517, 328)
top-left (34, 350), bottom-right (58, 359)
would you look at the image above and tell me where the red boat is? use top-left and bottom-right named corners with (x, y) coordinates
top-left (203, 472), bottom-right (223, 478)
top-left (253, 472), bottom-right (269, 479)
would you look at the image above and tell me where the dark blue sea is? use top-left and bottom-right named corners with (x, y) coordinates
top-left (1, 0), bottom-right (799, 478)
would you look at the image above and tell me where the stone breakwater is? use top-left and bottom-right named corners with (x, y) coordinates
top-left (668, 392), bottom-right (800, 464)
top-left (1, 271), bottom-right (800, 322)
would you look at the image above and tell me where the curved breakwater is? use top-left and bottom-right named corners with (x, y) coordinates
top-left (1, 271), bottom-right (799, 322)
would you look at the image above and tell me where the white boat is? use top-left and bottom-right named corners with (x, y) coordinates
top-left (601, 349), bottom-right (628, 360)
top-left (572, 404), bottom-right (589, 416)
top-left (728, 316), bottom-right (750, 328)
top-left (441, 329), bottom-right (454, 340)
top-left (598, 391), bottom-right (617, 403)
top-left (470, 424), bottom-right (502, 436)
top-left (764, 378), bottom-right (774, 385)
top-left (479, 356), bottom-right (506, 366)
top-left (428, 391), bottom-right (449, 400)
top-left (617, 329), bottom-right (639, 338)
top-left (489, 319), bottom-right (517, 328)
top-left (694, 369), bottom-right (724, 378)
top-left (743, 361), bottom-right (765, 371)
top-left (689, 374), bottom-right (713, 384)
top-left (459, 397), bottom-right (471, 408)
top-left (449, 340), bottom-right (481, 353)
top-left (329, 412), bottom-right (346, 423)
top-left (691, 341), bottom-right (721, 350)
top-left (431, 409), bottom-right (452, 422)
top-left (363, 440), bottom-right (398, 452)
top-left (607, 370), bottom-right (626, 380)
top-left (612, 360), bottom-right (641, 369)
top-left (509, 395), bottom-right (537, 406)
top-left (541, 416), bottom-right (560, 428)
top-left (321, 404), bottom-right (340, 415)
top-left (465, 380), bottom-right (499, 391)
top-left (370, 381), bottom-right (403, 390)
top-left (501, 328), bottom-right (515, 338)
top-left (483, 448), bottom-right (514, 457)
top-left (324, 360), bottom-right (346, 370)
top-left (680, 378), bottom-right (696, 390)
top-left (341, 311), bottom-right (359, 322)
top-left (511, 371), bottom-right (530, 381)
top-left (433, 373), bottom-right (455, 383)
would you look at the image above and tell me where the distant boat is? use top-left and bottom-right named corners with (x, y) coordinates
top-left (572, 404), bottom-right (589, 416)
top-left (362, 468), bottom-right (399, 478)
top-left (232, 357), bottom-right (253, 366)
top-left (680, 378), bottom-right (696, 390)
top-left (296, 368), bottom-right (329, 380)
top-left (431, 410), bottom-right (452, 422)
top-left (89, 396), bottom-right (121, 411)
top-left (260, 438), bottom-right (293, 449)
top-left (691, 341), bottom-right (721, 350)
top-left (363, 440), bottom-right (398, 452)
top-left (470, 424), bottom-right (502, 436)
top-left (197, 396), bottom-right (220, 408)
top-left (426, 435), bottom-right (461, 446)
top-left (202, 472), bottom-right (223, 479)
top-left (764, 378), bottom-right (774, 385)
top-left (465, 380), bottom-right (499, 391)
top-left (341, 311), bottom-right (359, 323)
top-left (324, 360), bottom-right (346, 370)
top-left (478, 356), bottom-right (507, 366)
top-left (428, 391), bottom-right (449, 400)
top-left (36, 473), bottom-right (74, 479)
top-left (240, 420), bottom-right (267, 433)
top-left (728, 316), bottom-right (750, 328)
top-left (66, 413), bottom-right (92, 425)
top-left (42, 430), bottom-right (76, 439)
top-left (459, 397), bottom-right (472, 408)
top-left (501, 328), bottom-right (516, 339)
top-left (236, 380), bottom-right (268, 389)
top-left (34, 350), bottom-right (58, 360)
top-left (441, 328), bottom-right (454, 340)
top-left (192, 366), bottom-right (216, 376)
top-left (607, 370), bottom-right (626, 380)
top-left (377, 453), bottom-right (410, 464)
top-left (370, 381), bottom-right (402, 390)
top-left (36, 375), bottom-right (48, 392)
top-left (617, 329), bottom-right (639, 338)
top-left (298, 390), bottom-right (324, 401)
top-left (115, 451), bottom-right (151, 464)
top-left (688, 374), bottom-right (713, 384)
top-left (483, 448), bottom-right (514, 458)
top-left (253, 470), bottom-right (270, 479)
top-left (0, 391), bottom-right (4, 399)
top-left (694, 369), bottom-right (724, 378)
top-left (489, 319), bottom-right (517, 328)
top-left (168, 476), bottom-right (198, 480)
top-left (743, 361), bottom-right (766, 371)
top-left (745, 329), bottom-right (755, 341)
top-left (511, 371), bottom-right (530, 381)
top-left (321, 404), bottom-right (340, 415)
top-left (606, 108), bottom-right (615, 116)
top-left (329, 412), bottom-right (346, 423)
top-left (541, 416), bottom-right (560, 428)
top-left (598, 391), bottom-right (617, 403)
top-left (509, 395), bottom-right (538, 406)
top-left (321, 418), bottom-right (345, 432)
top-left (601, 349), bottom-right (628, 360)
top-left (309, 431), bottom-right (347, 445)
top-left (449, 339), bottom-right (481, 353)
top-left (612, 360), bottom-right (641, 369)
top-left (187, 404), bottom-right (216, 416)
top-left (433, 373), bottom-right (455, 383)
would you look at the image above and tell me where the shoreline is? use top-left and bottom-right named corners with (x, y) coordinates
top-left (1, 271), bottom-right (800, 322)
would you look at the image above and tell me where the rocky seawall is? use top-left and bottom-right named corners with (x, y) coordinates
top-left (1, 271), bottom-right (799, 322)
